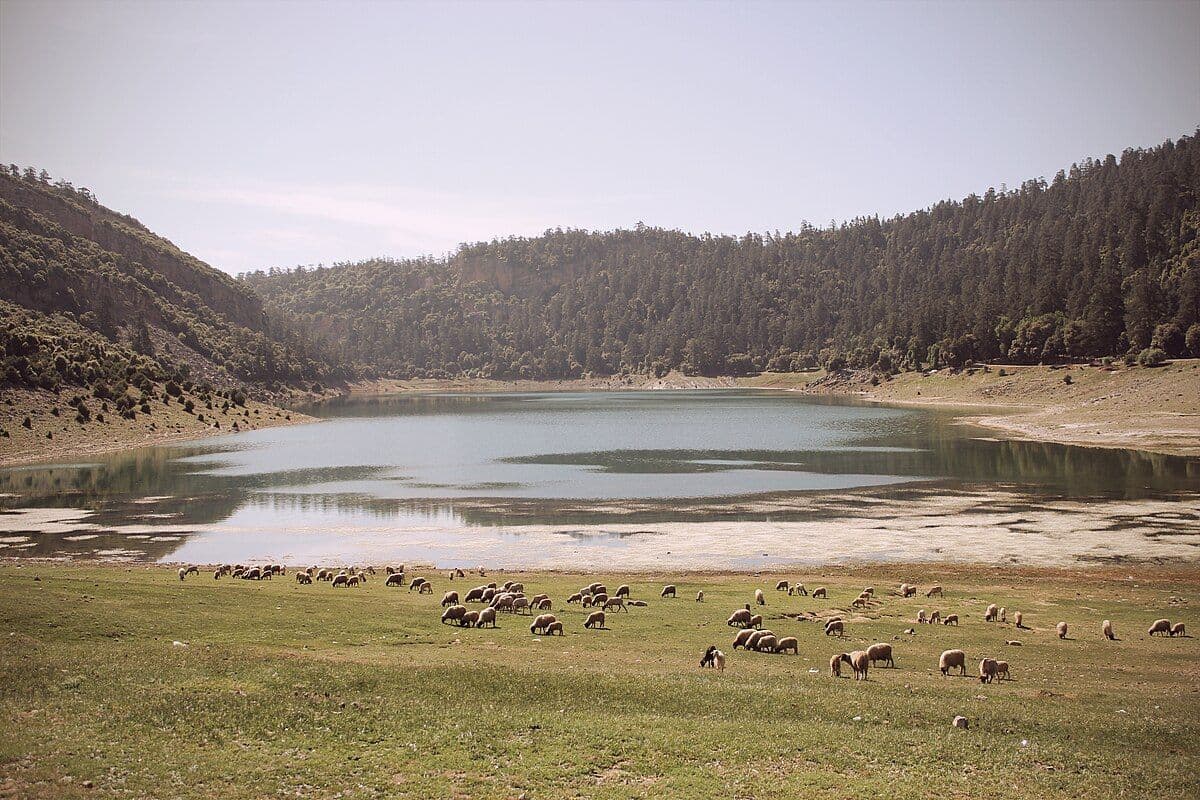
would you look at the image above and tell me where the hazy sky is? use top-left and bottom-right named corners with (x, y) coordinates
top-left (2, 0), bottom-right (1198, 274)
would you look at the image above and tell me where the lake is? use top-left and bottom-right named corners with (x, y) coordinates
top-left (1, 391), bottom-right (1197, 568)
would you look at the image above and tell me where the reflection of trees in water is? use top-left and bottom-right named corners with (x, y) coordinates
top-left (10, 531), bottom-right (188, 561)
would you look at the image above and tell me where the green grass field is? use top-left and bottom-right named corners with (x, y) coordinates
top-left (1, 563), bottom-right (1197, 799)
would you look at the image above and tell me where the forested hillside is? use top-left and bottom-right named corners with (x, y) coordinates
top-left (244, 133), bottom-right (1200, 379)
top-left (0, 168), bottom-right (338, 396)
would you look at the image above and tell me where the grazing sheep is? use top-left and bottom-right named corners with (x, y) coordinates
top-left (830, 654), bottom-right (844, 677)
top-left (713, 650), bottom-right (726, 671)
top-left (999, 607), bottom-right (1007, 623)
top-left (567, 593), bottom-right (583, 604)
top-left (1056, 621), bottom-right (1068, 639)
top-left (585, 611), bottom-right (606, 629)
top-left (409, 577), bottom-right (427, 592)
top-left (530, 614), bottom-right (557, 635)
top-left (754, 634), bottom-right (778, 653)
top-left (995, 660), bottom-right (1011, 680)
top-left (979, 657), bottom-right (998, 683)
top-left (615, 585), bottom-right (630, 598)
top-left (901, 584), bottom-right (917, 598)
top-left (661, 585), bottom-right (677, 598)
top-left (917, 609), bottom-right (928, 624)
top-left (232, 568), bottom-right (245, 579)
top-left (459, 610), bottom-right (480, 627)
top-left (455, 568), bottom-right (465, 578)
top-left (581, 595), bottom-right (595, 608)
top-left (928, 611), bottom-right (941, 625)
top-left (939, 649), bottom-right (967, 676)
top-left (812, 587), bottom-right (827, 599)
top-left (700, 644), bottom-right (719, 668)
top-left (852, 596), bottom-right (869, 609)
top-left (213, 569), bottom-right (222, 580)
top-left (727, 609), bottom-right (753, 628)
top-left (790, 583), bottom-right (808, 596)
top-left (535, 598), bottom-right (553, 610)
top-left (866, 642), bottom-right (895, 668)
top-left (332, 573), bottom-right (349, 588)
top-left (1014, 611), bottom-right (1025, 628)
top-left (842, 650), bottom-right (870, 680)
top-left (695, 591), bottom-right (704, 602)
top-left (984, 604), bottom-right (998, 622)
top-left (588, 583), bottom-right (605, 595)
top-left (627, 600), bottom-right (648, 607)
top-left (493, 594), bottom-right (515, 613)
top-left (441, 591), bottom-right (460, 607)
top-left (218, 564), bottom-right (232, 577)
top-left (463, 586), bottom-right (484, 602)
top-left (441, 605), bottom-right (467, 624)
top-left (824, 620), bottom-right (844, 637)
top-left (177, 567), bottom-right (188, 581)
top-left (775, 636), bottom-right (799, 655)
top-left (775, 580), bottom-right (789, 591)
top-left (509, 582), bottom-right (525, 594)
top-left (942, 614), bottom-right (959, 626)
top-left (530, 593), bottom-right (549, 606)
top-left (476, 607), bottom-right (497, 628)
top-left (385, 566), bottom-right (396, 575)
top-left (1148, 618), bottom-right (1172, 636)
top-left (259, 567), bottom-right (274, 581)
top-left (347, 575), bottom-right (360, 587)
top-left (481, 587), bottom-right (496, 602)
top-left (746, 630), bottom-right (774, 650)
top-left (732, 628), bottom-right (756, 649)
top-left (603, 598), bottom-right (625, 612)
top-left (592, 593), bottom-right (609, 607)
top-left (1170, 622), bottom-right (1186, 637)
top-left (748, 614), bottom-right (763, 629)
top-left (317, 569), bottom-right (333, 582)
top-left (546, 621), bottom-right (564, 636)
top-left (1102, 619), bottom-right (1116, 640)
top-left (512, 597), bottom-right (531, 614)
top-left (862, 586), bottom-right (875, 597)
top-left (296, 571), bottom-right (312, 585)
top-left (926, 585), bottom-right (943, 597)
top-left (419, 582), bottom-right (433, 595)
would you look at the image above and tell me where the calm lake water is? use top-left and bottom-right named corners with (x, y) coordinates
top-left (1, 391), bottom-right (1197, 567)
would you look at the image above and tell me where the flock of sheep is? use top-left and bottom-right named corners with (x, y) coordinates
top-left (177, 564), bottom-right (1189, 685)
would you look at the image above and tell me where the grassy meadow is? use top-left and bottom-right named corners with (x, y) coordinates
top-left (0, 562), bottom-right (1196, 799)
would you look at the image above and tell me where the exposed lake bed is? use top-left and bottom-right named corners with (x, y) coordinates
top-left (1, 390), bottom-right (1197, 568)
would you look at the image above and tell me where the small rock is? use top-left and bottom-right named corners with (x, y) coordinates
top-left (82, 780), bottom-right (94, 788)
top-left (172, 641), bottom-right (187, 647)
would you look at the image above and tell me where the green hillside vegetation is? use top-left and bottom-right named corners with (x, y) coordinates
top-left (244, 133), bottom-right (1200, 379)
top-left (0, 168), bottom-right (338, 394)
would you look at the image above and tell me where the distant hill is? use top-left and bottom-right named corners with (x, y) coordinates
top-left (243, 132), bottom-right (1200, 379)
top-left (0, 169), bottom-right (338, 395)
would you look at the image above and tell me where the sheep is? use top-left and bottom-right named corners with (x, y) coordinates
top-left (546, 621), bottom-right (564, 636)
top-left (441, 605), bottom-right (467, 624)
top-left (259, 566), bottom-right (274, 580)
top-left (481, 587), bottom-right (496, 602)
top-left (899, 583), bottom-right (917, 598)
top-left (567, 593), bottom-right (583, 604)
top-left (942, 614), bottom-right (959, 626)
top-left (463, 586), bottom-right (485, 602)
top-left (727, 609), bottom-right (753, 628)
top-left (296, 571), bottom-right (312, 585)
top-left (695, 591), bottom-right (704, 602)
top-left (512, 597), bottom-right (531, 614)
top-left (317, 569), bottom-right (333, 581)
top-left (995, 660), bottom-right (1011, 680)
top-left (775, 580), bottom-right (789, 591)
top-left (493, 594), bottom-right (515, 613)
top-left (509, 582), bottom-right (525, 594)
top-left (627, 600), bottom-right (647, 607)
top-left (775, 636), bottom-right (799, 655)
top-left (588, 583), bottom-right (605, 595)
top-left (661, 585), bottom-right (677, 598)
top-left (812, 587), bottom-right (828, 599)
top-left (459, 610), bottom-right (480, 627)
top-left (332, 573), bottom-right (349, 588)
top-left (999, 607), bottom-right (1007, 623)
top-left (1014, 611), bottom-right (1025, 628)
top-left (585, 611), bottom-right (606, 629)
top-left (746, 630), bottom-right (773, 650)
top-left (754, 634), bottom-right (778, 653)
top-left (926, 585), bottom-right (943, 597)
top-left (232, 568), bottom-right (245, 579)
top-left (1148, 618), bottom-right (1172, 636)
top-left (713, 650), bottom-right (726, 671)
top-left (866, 642), bottom-right (894, 668)
top-left (346, 575), bottom-right (360, 587)
top-left (602, 598), bottom-right (625, 613)
top-left (385, 566), bottom-right (396, 575)
top-left (732, 628), bottom-right (756, 649)
top-left (830, 653), bottom-right (844, 677)
top-left (592, 593), bottom-right (609, 607)
top-left (789, 583), bottom-right (808, 596)
top-left (419, 582), bottom-right (433, 595)
top-left (213, 569), bottom-right (222, 580)
top-left (454, 568), bottom-right (465, 578)
top-left (581, 595), bottom-right (595, 608)
top-left (535, 598), bottom-right (553, 611)
top-left (615, 585), bottom-right (630, 598)
top-left (979, 657), bottom-right (998, 683)
top-left (185, 565), bottom-right (199, 576)
top-left (1170, 622), bottom-right (1186, 637)
top-left (984, 604), bottom-right (998, 622)
top-left (409, 577), bottom-right (427, 592)
top-left (862, 586), bottom-right (875, 597)
top-left (842, 650), bottom-right (869, 680)
top-left (441, 591), bottom-right (460, 607)
top-left (824, 620), bottom-right (844, 637)
top-left (928, 611), bottom-right (941, 625)
top-left (1056, 621), bottom-right (1068, 639)
top-left (1102, 619), bottom-right (1116, 640)
top-left (748, 614), bottom-right (763, 629)
top-left (917, 609), bottom-right (928, 625)
top-left (178, 567), bottom-right (188, 582)
top-left (218, 564), bottom-right (232, 577)
top-left (476, 607), bottom-right (497, 628)
top-left (530, 614), bottom-right (557, 635)
top-left (939, 649), bottom-right (967, 676)
top-left (530, 593), bottom-right (549, 606)
top-left (700, 645), bottom-right (719, 668)
top-left (852, 596), bottom-right (869, 609)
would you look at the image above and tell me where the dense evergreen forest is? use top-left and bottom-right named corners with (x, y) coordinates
top-left (0, 168), bottom-right (338, 396)
top-left (244, 133), bottom-right (1200, 379)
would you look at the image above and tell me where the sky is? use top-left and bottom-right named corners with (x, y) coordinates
top-left (1, 0), bottom-right (1198, 275)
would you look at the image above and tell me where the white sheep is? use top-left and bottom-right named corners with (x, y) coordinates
top-left (942, 614), bottom-right (958, 626)
top-left (1102, 619), bottom-right (1115, 640)
top-left (978, 657), bottom-right (998, 683)
top-left (661, 585), bottom-right (676, 598)
top-left (939, 649), bottom-right (966, 676)
top-left (696, 590), bottom-right (704, 602)
top-left (824, 620), bottom-right (844, 637)
top-left (1148, 618), bottom-right (1172, 636)
top-left (546, 621), bottom-right (564, 636)
top-left (812, 586), bottom-right (828, 599)
top-left (529, 614), bottom-right (557, 635)
top-left (713, 650), bottom-right (726, 671)
top-left (775, 636), bottom-right (798, 655)
top-left (727, 608), bottom-right (753, 628)
top-left (476, 607), bottom-right (497, 628)
top-left (441, 591), bottom-right (460, 607)
top-left (585, 611), bottom-right (606, 629)
top-left (1170, 622), bottom-right (1186, 637)
top-left (926, 585), bottom-right (943, 597)
top-left (995, 660), bottom-right (1011, 680)
top-left (866, 642), bottom-right (894, 668)
top-left (1056, 621), bottom-right (1068, 639)
top-left (842, 650), bottom-right (869, 680)
top-left (1014, 611), bottom-right (1024, 628)
top-left (829, 653), bottom-right (844, 677)
top-left (984, 604), bottom-right (998, 622)
top-left (732, 628), bottom-right (756, 650)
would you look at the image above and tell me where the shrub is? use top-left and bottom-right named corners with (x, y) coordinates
top-left (184, 399), bottom-right (195, 413)
top-left (1136, 347), bottom-right (1167, 367)
top-left (1063, 374), bottom-right (1072, 385)
top-left (21, 416), bottom-right (31, 429)
top-left (1187, 323), bottom-right (1200, 357)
